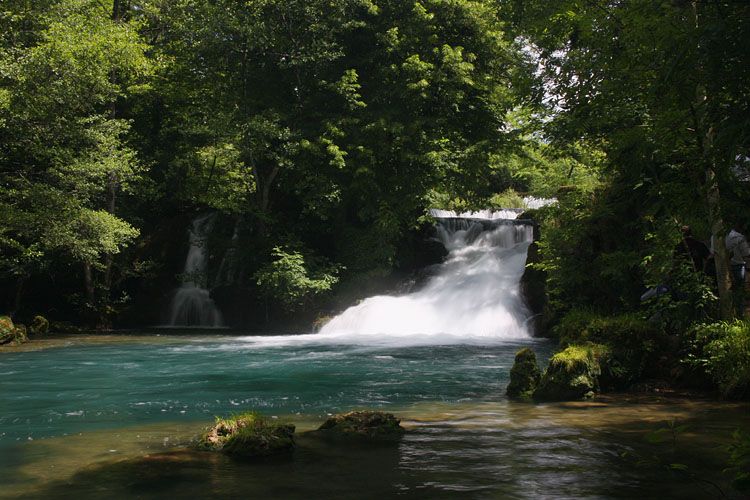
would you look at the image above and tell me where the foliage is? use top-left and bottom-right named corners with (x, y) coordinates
top-left (502, 0), bottom-right (750, 320)
top-left (552, 309), bottom-right (665, 386)
top-left (640, 218), bottom-right (718, 332)
top-left (254, 247), bottom-right (340, 313)
top-left (533, 184), bottom-right (645, 315)
top-left (688, 320), bottom-right (750, 399)
top-left (726, 429), bottom-right (750, 493)
top-left (0, 0), bottom-right (152, 322)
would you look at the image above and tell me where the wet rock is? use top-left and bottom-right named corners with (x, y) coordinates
top-left (519, 241), bottom-right (553, 336)
top-left (196, 411), bottom-right (295, 459)
top-left (506, 348), bottom-right (541, 399)
top-left (314, 411), bottom-right (405, 441)
top-left (534, 343), bottom-right (612, 401)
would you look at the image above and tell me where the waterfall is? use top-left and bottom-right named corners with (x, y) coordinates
top-left (317, 212), bottom-right (533, 342)
top-left (164, 215), bottom-right (224, 328)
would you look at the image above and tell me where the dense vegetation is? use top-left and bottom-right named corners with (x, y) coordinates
top-left (1, 1), bottom-right (749, 395)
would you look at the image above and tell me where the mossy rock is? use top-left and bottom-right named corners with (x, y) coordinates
top-left (314, 411), bottom-right (405, 441)
top-left (534, 343), bottom-right (612, 401)
top-left (0, 316), bottom-right (16, 344)
top-left (0, 316), bottom-right (27, 345)
top-left (30, 315), bottom-right (50, 335)
top-left (14, 324), bottom-right (28, 342)
top-left (196, 411), bottom-right (295, 459)
top-left (506, 348), bottom-right (541, 399)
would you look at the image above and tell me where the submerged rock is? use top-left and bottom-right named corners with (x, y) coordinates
top-left (534, 343), bottom-right (612, 401)
top-left (506, 348), bottom-right (541, 399)
top-left (314, 411), bottom-right (405, 441)
top-left (196, 411), bottom-right (295, 459)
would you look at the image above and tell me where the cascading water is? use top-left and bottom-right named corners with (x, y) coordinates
top-left (164, 215), bottom-right (224, 328)
top-left (317, 211), bottom-right (533, 343)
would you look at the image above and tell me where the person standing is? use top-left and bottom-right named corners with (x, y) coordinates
top-left (726, 222), bottom-right (750, 318)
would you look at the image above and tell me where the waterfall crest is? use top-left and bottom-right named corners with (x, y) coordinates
top-left (318, 214), bottom-right (533, 341)
top-left (164, 215), bottom-right (224, 328)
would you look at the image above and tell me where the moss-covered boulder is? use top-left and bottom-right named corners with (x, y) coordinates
top-left (196, 411), bottom-right (295, 459)
top-left (0, 316), bottom-right (27, 345)
top-left (534, 344), bottom-right (612, 401)
top-left (30, 315), bottom-right (49, 335)
top-left (314, 411), bottom-right (405, 441)
top-left (506, 348), bottom-right (541, 399)
top-left (0, 316), bottom-right (15, 344)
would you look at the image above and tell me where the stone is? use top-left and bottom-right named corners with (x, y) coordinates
top-left (30, 315), bottom-right (49, 335)
top-left (0, 316), bottom-right (15, 344)
top-left (0, 316), bottom-right (27, 345)
top-left (506, 348), bottom-right (541, 398)
top-left (196, 411), bottom-right (295, 459)
top-left (314, 410), bottom-right (405, 441)
top-left (533, 344), bottom-right (612, 401)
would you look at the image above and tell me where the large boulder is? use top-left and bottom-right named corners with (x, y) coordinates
top-left (196, 411), bottom-right (295, 459)
top-left (506, 348), bottom-right (541, 399)
top-left (0, 316), bottom-right (15, 344)
top-left (314, 411), bottom-right (405, 442)
top-left (534, 344), bottom-right (612, 401)
top-left (0, 316), bottom-right (26, 345)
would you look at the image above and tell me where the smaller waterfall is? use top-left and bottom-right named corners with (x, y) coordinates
top-left (165, 215), bottom-right (224, 328)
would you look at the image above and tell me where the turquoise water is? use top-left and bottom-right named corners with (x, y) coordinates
top-left (1, 334), bottom-right (550, 445)
top-left (1, 334), bottom-right (748, 499)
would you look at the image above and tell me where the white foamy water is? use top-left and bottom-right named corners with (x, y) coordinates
top-left (307, 219), bottom-right (533, 345)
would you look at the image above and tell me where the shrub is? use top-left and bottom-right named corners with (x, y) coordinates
top-left (553, 309), bottom-right (665, 386)
top-left (689, 320), bottom-right (750, 399)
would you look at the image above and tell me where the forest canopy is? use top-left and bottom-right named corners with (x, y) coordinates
top-left (1, 0), bottom-right (748, 333)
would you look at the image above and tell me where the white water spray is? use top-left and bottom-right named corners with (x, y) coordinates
top-left (315, 216), bottom-right (533, 343)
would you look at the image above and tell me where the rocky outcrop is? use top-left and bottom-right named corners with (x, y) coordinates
top-left (506, 348), bottom-right (541, 399)
top-left (313, 411), bottom-right (405, 441)
top-left (196, 412), bottom-right (295, 459)
top-left (519, 226), bottom-right (552, 337)
top-left (533, 343), bottom-right (612, 401)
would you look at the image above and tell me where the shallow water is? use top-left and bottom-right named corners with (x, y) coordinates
top-left (1, 334), bottom-right (748, 499)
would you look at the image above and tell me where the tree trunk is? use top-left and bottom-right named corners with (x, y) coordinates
top-left (84, 262), bottom-right (95, 307)
top-left (706, 167), bottom-right (733, 319)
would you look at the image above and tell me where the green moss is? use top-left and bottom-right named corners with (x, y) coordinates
top-left (30, 315), bottom-right (49, 335)
top-left (0, 316), bottom-right (15, 344)
top-left (316, 411), bottom-right (405, 441)
top-left (0, 316), bottom-right (28, 345)
top-left (552, 309), bottom-right (665, 387)
top-left (197, 411), bottom-right (295, 459)
top-left (534, 343), bottom-right (612, 401)
top-left (506, 348), bottom-right (541, 399)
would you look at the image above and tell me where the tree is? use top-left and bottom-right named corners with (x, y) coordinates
top-left (503, 0), bottom-right (750, 319)
top-left (0, 0), bottom-right (151, 323)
